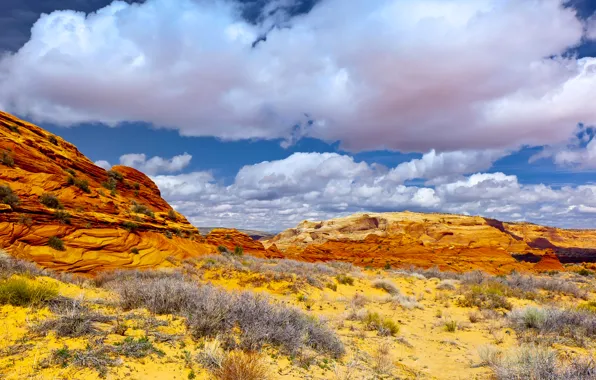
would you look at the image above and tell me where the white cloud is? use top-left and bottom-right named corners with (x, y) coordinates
top-left (387, 149), bottom-right (506, 184)
top-left (119, 152), bottom-right (192, 175)
top-left (94, 160), bottom-right (111, 170)
top-left (1, 0), bottom-right (595, 152)
top-left (529, 125), bottom-right (596, 169)
top-left (145, 151), bottom-right (596, 230)
top-left (587, 16), bottom-right (596, 39)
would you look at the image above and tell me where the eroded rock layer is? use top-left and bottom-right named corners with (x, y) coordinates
top-left (264, 212), bottom-right (596, 274)
top-left (0, 111), bottom-right (273, 272)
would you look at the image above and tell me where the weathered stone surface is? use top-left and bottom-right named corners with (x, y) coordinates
top-left (0, 110), bottom-right (224, 272)
top-left (262, 212), bottom-right (590, 273)
top-left (206, 228), bottom-right (284, 259)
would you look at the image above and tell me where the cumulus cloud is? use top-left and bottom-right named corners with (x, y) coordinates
top-left (529, 125), bottom-right (596, 169)
top-left (145, 152), bottom-right (596, 230)
top-left (1, 0), bottom-right (595, 152)
top-left (94, 159), bottom-right (111, 170)
top-left (119, 152), bottom-right (192, 175)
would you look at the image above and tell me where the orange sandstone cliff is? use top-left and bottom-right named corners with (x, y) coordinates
top-left (263, 212), bottom-right (596, 274)
top-left (0, 111), bottom-right (274, 272)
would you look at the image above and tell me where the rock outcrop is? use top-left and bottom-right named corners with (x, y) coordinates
top-left (206, 228), bottom-right (284, 259)
top-left (0, 111), bottom-right (271, 272)
top-left (262, 212), bottom-right (596, 274)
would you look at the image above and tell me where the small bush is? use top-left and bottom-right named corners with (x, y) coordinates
top-left (197, 339), bottom-right (225, 370)
top-left (326, 282), bottom-right (338, 291)
top-left (4, 123), bottom-right (19, 133)
top-left (1, 151), bottom-right (14, 167)
top-left (362, 311), bottom-right (399, 336)
top-left (481, 344), bottom-right (596, 380)
top-left (65, 168), bottom-right (76, 177)
top-left (133, 182), bottom-right (141, 190)
top-left (131, 248), bottom-right (140, 255)
top-left (0, 184), bottom-right (19, 208)
top-left (75, 178), bottom-right (90, 193)
top-left (49, 135), bottom-right (59, 145)
top-left (444, 320), bottom-right (458, 332)
top-left (372, 279), bottom-right (400, 295)
top-left (0, 277), bottom-right (58, 306)
top-left (49, 236), bottom-right (65, 251)
top-left (54, 210), bottom-right (71, 224)
top-left (458, 283), bottom-right (512, 310)
top-left (35, 307), bottom-right (113, 337)
top-left (336, 274), bottom-right (354, 286)
top-left (122, 221), bottom-right (139, 232)
top-left (168, 209), bottom-right (177, 221)
top-left (40, 193), bottom-right (63, 209)
top-left (46, 344), bottom-right (117, 377)
top-left (211, 351), bottom-right (269, 380)
top-left (233, 246), bottom-right (244, 257)
top-left (165, 231), bottom-right (173, 239)
top-left (108, 170), bottom-right (124, 182)
top-left (132, 202), bottom-right (155, 218)
top-left (102, 178), bottom-right (117, 191)
top-left (218, 245), bottom-right (229, 253)
top-left (113, 336), bottom-right (164, 358)
top-left (18, 214), bottom-right (32, 227)
top-left (577, 268), bottom-right (593, 277)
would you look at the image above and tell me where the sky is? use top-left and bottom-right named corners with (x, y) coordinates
top-left (2, 0), bottom-right (596, 231)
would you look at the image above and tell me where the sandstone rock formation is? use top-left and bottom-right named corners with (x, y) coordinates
top-left (0, 111), bottom-right (272, 272)
top-left (206, 228), bottom-right (284, 259)
top-left (263, 212), bottom-right (596, 273)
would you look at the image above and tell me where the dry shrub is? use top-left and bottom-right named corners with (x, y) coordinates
top-left (211, 351), bottom-right (269, 380)
top-left (480, 344), bottom-right (596, 380)
top-left (458, 282), bottom-right (512, 310)
top-left (114, 277), bottom-right (345, 357)
top-left (372, 341), bottom-right (393, 375)
top-left (371, 279), bottom-right (400, 295)
top-left (197, 338), bottom-right (226, 370)
top-left (34, 303), bottom-right (113, 337)
top-left (0, 277), bottom-right (58, 306)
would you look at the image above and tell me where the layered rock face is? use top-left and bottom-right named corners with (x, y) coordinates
top-left (264, 212), bottom-right (596, 273)
top-left (0, 111), bottom-right (274, 272)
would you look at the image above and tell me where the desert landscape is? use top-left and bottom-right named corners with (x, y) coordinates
top-left (2, 1), bottom-right (596, 378)
top-left (2, 111), bottom-right (596, 379)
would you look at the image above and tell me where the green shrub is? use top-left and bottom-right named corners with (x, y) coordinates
top-left (165, 231), bottom-right (173, 239)
top-left (362, 311), bottom-right (399, 336)
top-left (40, 193), bottom-right (63, 209)
top-left (133, 182), bottom-right (140, 190)
top-left (444, 320), bottom-right (458, 332)
top-left (131, 248), bottom-right (140, 255)
top-left (577, 268), bottom-right (593, 277)
top-left (233, 246), bottom-right (244, 257)
top-left (74, 178), bottom-right (90, 193)
top-left (0, 277), bottom-right (59, 306)
top-left (1, 151), bottom-right (14, 167)
top-left (49, 135), bottom-right (59, 145)
top-left (4, 123), bottom-right (19, 134)
top-left (326, 282), bottom-right (338, 291)
top-left (132, 202), bottom-right (154, 218)
top-left (108, 170), bottom-right (123, 182)
top-left (336, 274), bottom-right (354, 286)
top-left (458, 283), bottom-right (512, 310)
top-left (54, 210), bottom-right (71, 224)
top-left (49, 236), bottom-right (65, 251)
top-left (102, 178), bottom-right (117, 191)
top-left (218, 245), bottom-right (229, 254)
top-left (65, 168), bottom-right (76, 177)
top-left (113, 336), bottom-right (164, 358)
top-left (0, 184), bottom-right (19, 208)
top-left (168, 209), bottom-right (177, 221)
top-left (122, 221), bottom-right (139, 232)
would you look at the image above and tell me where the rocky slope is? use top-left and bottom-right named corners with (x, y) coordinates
top-left (263, 212), bottom-right (596, 273)
top-left (0, 111), bottom-right (276, 272)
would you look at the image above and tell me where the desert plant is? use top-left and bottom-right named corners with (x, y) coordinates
top-left (131, 248), bottom-right (140, 255)
top-left (48, 236), bottom-right (65, 251)
top-left (372, 341), bottom-right (393, 375)
top-left (444, 320), bottom-right (458, 332)
top-left (1, 151), bottom-right (14, 167)
top-left (54, 210), bottom-right (71, 224)
top-left (0, 185), bottom-right (19, 208)
top-left (113, 336), bottom-right (164, 358)
top-left (65, 168), bottom-right (76, 177)
top-left (49, 135), bottom-right (59, 145)
top-left (0, 277), bottom-right (58, 306)
top-left (132, 202), bottom-right (155, 218)
top-left (34, 307), bottom-right (113, 337)
top-left (336, 274), bottom-right (354, 286)
top-left (46, 344), bottom-right (117, 377)
top-left (39, 193), bottom-right (63, 209)
top-left (18, 214), bottom-right (32, 227)
top-left (233, 246), bottom-right (244, 257)
top-left (167, 209), bottom-right (177, 221)
top-left (372, 279), bottom-right (400, 295)
top-left (218, 245), bottom-right (229, 254)
top-left (108, 170), bottom-right (124, 182)
top-left (196, 338), bottom-right (226, 370)
top-left (458, 283), bottom-right (512, 310)
top-left (122, 221), bottom-right (139, 232)
top-left (211, 350), bottom-right (269, 380)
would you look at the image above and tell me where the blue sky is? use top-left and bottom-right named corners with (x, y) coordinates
top-left (2, 0), bottom-right (596, 230)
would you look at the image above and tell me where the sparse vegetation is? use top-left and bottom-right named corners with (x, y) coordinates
top-left (48, 236), bottom-right (65, 251)
top-left (122, 221), bottom-right (139, 232)
top-left (168, 209), bottom-right (177, 221)
top-left (1, 150), bottom-right (15, 167)
top-left (49, 135), bottom-right (59, 145)
top-left (132, 202), bottom-right (155, 218)
top-left (67, 176), bottom-right (91, 193)
top-left (336, 274), bottom-right (354, 286)
top-left (108, 170), bottom-right (124, 182)
top-left (372, 279), bottom-right (400, 295)
top-left (35, 306), bottom-right (113, 337)
top-left (0, 184), bottom-right (19, 208)
top-left (54, 210), bottom-right (71, 224)
top-left (39, 193), bottom-right (63, 209)
top-left (233, 246), bottom-right (244, 256)
top-left (211, 350), bottom-right (269, 380)
top-left (0, 277), bottom-right (58, 306)
top-left (131, 248), bottom-right (140, 255)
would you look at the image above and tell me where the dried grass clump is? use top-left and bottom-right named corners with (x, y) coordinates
top-left (34, 303), bottom-right (113, 337)
top-left (114, 277), bottom-right (345, 357)
top-left (0, 277), bottom-right (58, 306)
top-left (480, 344), bottom-right (596, 380)
top-left (508, 306), bottom-right (596, 346)
top-left (211, 350), bottom-right (269, 380)
top-left (371, 279), bottom-right (400, 295)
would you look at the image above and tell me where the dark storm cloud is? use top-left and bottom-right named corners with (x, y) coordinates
top-left (0, 0), bottom-right (319, 52)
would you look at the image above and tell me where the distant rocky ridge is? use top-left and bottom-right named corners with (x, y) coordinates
top-left (198, 227), bottom-right (276, 241)
top-left (262, 212), bottom-right (596, 274)
top-left (0, 111), bottom-right (279, 272)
